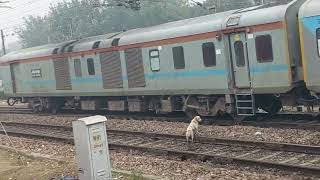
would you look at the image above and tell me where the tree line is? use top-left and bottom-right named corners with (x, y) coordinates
top-left (17, 0), bottom-right (292, 48)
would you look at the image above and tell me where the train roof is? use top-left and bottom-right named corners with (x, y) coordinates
top-left (299, 0), bottom-right (319, 17)
top-left (67, 32), bottom-right (121, 53)
top-left (0, 41), bottom-right (74, 63)
top-left (118, 10), bottom-right (236, 46)
top-left (0, 33), bottom-right (120, 63)
top-left (0, 0), bottom-right (304, 63)
top-left (119, 1), bottom-right (300, 45)
top-left (223, 4), bottom-right (287, 28)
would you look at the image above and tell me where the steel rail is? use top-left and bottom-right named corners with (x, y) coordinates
top-left (1, 106), bottom-right (320, 131)
top-left (0, 122), bottom-right (320, 175)
top-left (2, 121), bottom-right (320, 154)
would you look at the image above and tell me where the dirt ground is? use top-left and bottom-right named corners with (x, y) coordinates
top-left (0, 148), bottom-right (76, 180)
top-left (0, 148), bottom-right (148, 180)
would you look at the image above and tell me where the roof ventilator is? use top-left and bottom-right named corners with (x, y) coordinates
top-left (52, 48), bottom-right (59, 54)
top-left (92, 41), bottom-right (101, 49)
top-left (227, 16), bottom-right (241, 27)
top-left (67, 46), bottom-right (74, 52)
top-left (111, 38), bottom-right (120, 47)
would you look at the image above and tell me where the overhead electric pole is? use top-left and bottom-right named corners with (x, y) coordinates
top-left (1, 30), bottom-right (6, 55)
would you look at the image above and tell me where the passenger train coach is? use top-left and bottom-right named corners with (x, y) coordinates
top-left (0, 0), bottom-right (319, 119)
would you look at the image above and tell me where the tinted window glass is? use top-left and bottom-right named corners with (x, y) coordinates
top-left (74, 59), bottom-right (82, 77)
top-left (172, 46), bottom-right (185, 69)
top-left (202, 42), bottom-right (216, 67)
top-left (234, 41), bottom-right (245, 67)
top-left (87, 58), bottom-right (95, 75)
top-left (317, 28), bottom-right (320, 57)
top-left (255, 35), bottom-right (274, 62)
top-left (149, 49), bottom-right (160, 71)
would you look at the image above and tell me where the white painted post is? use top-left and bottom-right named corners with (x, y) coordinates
top-left (72, 115), bottom-right (112, 180)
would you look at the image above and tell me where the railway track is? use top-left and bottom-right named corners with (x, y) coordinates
top-left (1, 106), bottom-right (320, 131)
top-left (0, 107), bottom-right (33, 114)
top-left (0, 121), bottom-right (320, 175)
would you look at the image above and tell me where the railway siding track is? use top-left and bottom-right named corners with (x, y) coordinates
top-left (0, 107), bottom-right (33, 114)
top-left (1, 107), bottom-right (320, 131)
top-left (0, 122), bottom-right (320, 175)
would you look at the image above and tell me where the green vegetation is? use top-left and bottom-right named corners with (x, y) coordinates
top-left (130, 170), bottom-right (144, 180)
top-left (17, 0), bottom-right (293, 48)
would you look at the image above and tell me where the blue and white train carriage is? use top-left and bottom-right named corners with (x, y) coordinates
top-left (0, 0), bottom-right (319, 119)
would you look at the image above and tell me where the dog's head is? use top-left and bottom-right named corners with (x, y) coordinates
top-left (194, 116), bottom-right (202, 123)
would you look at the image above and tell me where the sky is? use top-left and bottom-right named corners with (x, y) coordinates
top-left (0, 0), bottom-right (205, 48)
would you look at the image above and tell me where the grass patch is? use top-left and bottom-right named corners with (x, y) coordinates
top-left (113, 171), bottom-right (146, 180)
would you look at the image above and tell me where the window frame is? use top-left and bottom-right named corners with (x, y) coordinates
top-left (317, 28), bottom-right (320, 57)
top-left (234, 41), bottom-right (246, 67)
top-left (255, 34), bottom-right (274, 63)
top-left (149, 49), bottom-right (160, 72)
top-left (172, 46), bottom-right (185, 70)
top-left (87, 58), bottom-right (95, 76)
top-left (31, 68), bottom-right (42, 78)
top-left (74, 59), bottom-right (82, 77)
top-left (202, 42), bottom-right (217, 67)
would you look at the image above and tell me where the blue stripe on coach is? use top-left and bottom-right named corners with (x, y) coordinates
top-left (22, 64), bottom-right (288, 85)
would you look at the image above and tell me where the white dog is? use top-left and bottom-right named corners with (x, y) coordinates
top-left (186, 116), bottom-right (202, 143)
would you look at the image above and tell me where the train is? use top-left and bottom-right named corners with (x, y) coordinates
top-left (0, 0), bottom-right (319, 120)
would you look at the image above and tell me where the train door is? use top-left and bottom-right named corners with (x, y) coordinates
top-left (229, 33), bottom-right (251, 88)
top-left (10, 63), bottom-right (19, 94)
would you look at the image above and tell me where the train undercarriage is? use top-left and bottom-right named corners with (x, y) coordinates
top-left (7, 91), bottom-right (319, 120)
top-left (6, 83), bottom-right (319, 119)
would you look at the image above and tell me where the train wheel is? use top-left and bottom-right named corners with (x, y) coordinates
top-left (257, 96), bottom-right (282, 115)
top-left (50, 105), bottom-right (58, 114)
top-left (33, 106), bottom-right (40, 113)
top-left (7, 98), bottom-right (18, 106)
top-left (231, 114), bottom-right (246, 123)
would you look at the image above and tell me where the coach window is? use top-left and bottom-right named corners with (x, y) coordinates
top-left (234, 41), bottom-right (245, 67)
top-left (149, 49), bottom-right (160, 71)
top-left (202, 42), bottom-right (216, 67)
top-left (317, 28), bottom-right (320, 57)
top-left (87, 58), bottom-right (95, 75)
top-left (31, 69), bottom-right (41, 78)
top-left (74, 59), bottom-right (82, 77)
top-left (172, 46), bottom-right (185, 69)
top-left (255, 35), bottom-right (274, 62)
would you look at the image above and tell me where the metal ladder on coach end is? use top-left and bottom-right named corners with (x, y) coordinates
top-left (235, 89), bottom-right (256, 116)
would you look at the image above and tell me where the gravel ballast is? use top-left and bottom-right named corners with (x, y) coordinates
top-left (0, 113), bottom-right (319, 145)
top-left (0, 134), bottom-right (317, 180)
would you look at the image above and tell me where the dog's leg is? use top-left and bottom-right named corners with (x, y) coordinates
top-left (196, 130), bottom-right (199, 142)
top-left (191, 132), bottom-right (194, 143)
